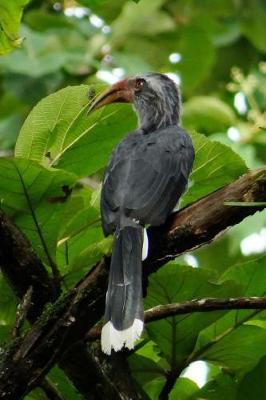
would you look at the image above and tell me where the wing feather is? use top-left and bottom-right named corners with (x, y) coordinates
top-left (101, 126), bottom-right (194, 233)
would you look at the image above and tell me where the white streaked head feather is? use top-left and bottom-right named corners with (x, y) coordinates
top-left (101, 319), bottom-right (144, 355)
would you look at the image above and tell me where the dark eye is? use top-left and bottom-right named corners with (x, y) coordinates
top-left (135, 78), bottom-right (146, 90)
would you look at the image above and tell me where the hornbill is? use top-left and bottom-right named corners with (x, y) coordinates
top-left (89, 73), bottom-right (195, 355)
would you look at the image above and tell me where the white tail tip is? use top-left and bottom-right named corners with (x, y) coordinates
top-left (101, 319), bottom-right (144, 355)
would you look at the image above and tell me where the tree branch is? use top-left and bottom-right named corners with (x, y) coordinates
top-left (12, 286), bottom-right (33, 338)
top-left (144, 296), bottom-right (266, 321)
top-left (0, 167), bottom-right (265, 398)
top-left (0, 211), bottom-right (140, 399)
top-left (145, 167), bottom-right (266, 271)
top-left (87, 296), bottom-right (266, 340)
top-left (0, 210), bottom-right (58, 322)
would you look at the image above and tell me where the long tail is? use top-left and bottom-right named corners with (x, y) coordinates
top-left (101, 226), bottom-right (148, 355)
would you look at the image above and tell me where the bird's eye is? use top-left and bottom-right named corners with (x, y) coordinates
top-left (135, 78), bottom-right (146, 90)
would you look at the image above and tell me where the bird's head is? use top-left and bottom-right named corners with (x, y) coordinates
top-left (89, 73), bottom-right (181, 131)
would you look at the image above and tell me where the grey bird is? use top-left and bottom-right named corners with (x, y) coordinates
top-left (89, 73), bottom-right (195, 354)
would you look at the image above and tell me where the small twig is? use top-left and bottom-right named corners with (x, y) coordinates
top-left (87, 296), bottom-right (266, 341)
top-left (12, 286), bottom-right (33, 338)
top-left (39, 378), bottom-right (64, 400)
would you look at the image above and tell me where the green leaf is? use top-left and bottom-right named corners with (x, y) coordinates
top-left (175, 26), bottom-right (216, 93)
top-left (182, 97), bottom-right (236, 135)
top-left (191, 373), bottom-right (237, 400)
top-left (220, 255), bottom-right (266, 297)
top-left (0, 274), bottom-right (17, 345)
top-left (48, 367), bottom-right (84, 400)
top-left (241, 5), bottom-right (266, 53)
top-left (169, 378), bottom-right (199, 400)
top-left (129, 341), bottom-right (167, 400)
top-left (181, 131), bottom-right (247, 206)
top-left (202, 325), bottom-right (266, 374)
top-left (145, 263), bottom-right (240, 368)
top-left (15, 85), bottom-right (137, 178)
top-left (58, 185), bottom-right (100, 242)
top-left (55, 187), bottom-right (111, 286)
top-left (60, 234), bottom-right (112, 287)
top-left (0, 0), bottom-right (29, 55)
top-left (236, 356), bottom-right (266, 400)
top-left (81, 0), bottom-right (126, 23)
top-left (193, 256), bottom-right (266, 374)
top-left (24, 388), bottom-right (47, 400)
top-left (111, 0), bottom-right (175, 39)
top-left (24, 10), bottom-right (74, 32)
top-left (0, 158), bottom-right (76, 266)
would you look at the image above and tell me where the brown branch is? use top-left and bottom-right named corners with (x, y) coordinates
top-left (87, 296), bottom-right (266, 340)
top-left (0, 167), bottom-right (265, 398)
top-left (0, 210), bottom-right (58, 322)
top-left (12, 286), bottom-right (33, 338)
top-left (144, 296), bottom-right (266, 321)
top-left (0, 211), bottom-right (140, 399)
top-left (145, 166), bottom-right (266, 271)
top-left (85, 342), bottom-right (143, 400)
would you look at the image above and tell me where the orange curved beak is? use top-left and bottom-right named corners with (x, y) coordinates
top-left (88, 79), bottom-right (134, 113)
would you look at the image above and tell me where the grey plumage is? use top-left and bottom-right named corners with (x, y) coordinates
top-left (99, 73), bottom-right (195, 354)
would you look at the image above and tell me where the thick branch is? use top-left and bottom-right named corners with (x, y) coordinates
top-left (0, 210), bottom-right (100, 397)
top-left (0, 211), bottom-right (139, 399)
top-left (0, 210), bottom-right (58, 322)
top-left (146, 167), bottom-right (266, 271)
top-left (0, 167), bottom-right (265, 398)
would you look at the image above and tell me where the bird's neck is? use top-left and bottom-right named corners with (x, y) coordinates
top-left (134, 100), bottom-right (180, 132)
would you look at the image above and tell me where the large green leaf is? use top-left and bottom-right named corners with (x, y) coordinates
top-left (202, 325), bottom-right (266, 374)
top-left (181, 131), bottom-right (247, 206)
top-left (241, 4), bottom-right (266, 53)
top-left (55, 186), bottom-right (111, 286)
top-left (15, 85), bottom-right (137, 178)
top-left (47, 367), bottom-right (84, 400)
top-left (0, 0), bottom-right (29, 55)
top-left (192, 256), bottom-right (266, 374)
top-left (175, 26), bottom-right (216, 93)
top-left (129, 340), bottom-right (167, 400)
top-left (111, 0), bottom-right (175, 39)
top-left (169, 378), bottom-right (199, 400)
top-left (236, 356), bottom-right (266, 400)
top-left (182, 96), bottom-right (236, 135)
top-left (0, 158), bottom-right (76, 266)
top-left (145, 263), bottom-right (240, 368)
top-left (190, 373), bottom-right (237, 400)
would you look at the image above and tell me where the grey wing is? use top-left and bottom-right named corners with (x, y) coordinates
top-left (101, 128), bottom-right (194, 235)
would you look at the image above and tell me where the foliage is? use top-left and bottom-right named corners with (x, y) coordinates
top-left (0, 0), bottom-right (30, 55)
top-left (0, 0), bottom-right (265, 399)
